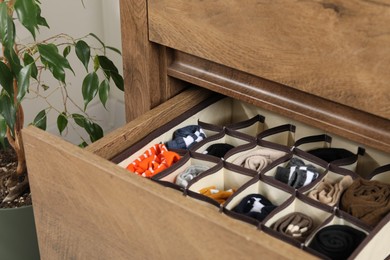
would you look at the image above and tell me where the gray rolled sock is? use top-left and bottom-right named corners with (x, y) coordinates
top-left (175, 165), bottom-right (209, 188)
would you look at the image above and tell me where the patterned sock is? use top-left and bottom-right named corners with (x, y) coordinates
top-left (166, 125), bottom-right (207, 150)
top-left (232, 194), bottom-right (277, 221)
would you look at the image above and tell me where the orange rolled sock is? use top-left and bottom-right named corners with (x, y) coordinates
top-left (199, 186), bottom-right (236, 204)
top-left (127, 144), bottom-right (181, 178)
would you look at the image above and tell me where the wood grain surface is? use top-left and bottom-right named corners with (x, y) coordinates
top-left (119, 0), bottom-right (182, 121)
top-left (168, 51), bottom-right (390, 153)
top-left (23, 126), bottom-right (315, 260)
top-left (148, 0), bottom-right (390, 120)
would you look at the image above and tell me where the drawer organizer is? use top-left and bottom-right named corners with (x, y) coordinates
top-left (113, 94), bottom-right (390, 260)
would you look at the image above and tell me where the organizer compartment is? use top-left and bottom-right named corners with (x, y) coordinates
top-left (223, 175), bottom-right (293, 226)
top-left (262, 194), bottom-right (333, 247)
top-left (185, 162), bottom-right (256, 208)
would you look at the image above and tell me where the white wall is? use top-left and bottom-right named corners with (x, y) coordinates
top-left (21, 0), bottom-right (125, 145)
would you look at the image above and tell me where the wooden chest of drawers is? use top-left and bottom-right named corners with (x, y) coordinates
top-left (23, 1), bottom-right (390, 259)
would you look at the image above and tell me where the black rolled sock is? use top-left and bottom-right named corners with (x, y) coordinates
top-left (308, 225), bottom-right (367, 260)
top-left (204, 143), bottom-right (235, 158)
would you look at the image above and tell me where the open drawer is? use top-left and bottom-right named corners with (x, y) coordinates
top-left (23, 87), bottom-right (390, 259)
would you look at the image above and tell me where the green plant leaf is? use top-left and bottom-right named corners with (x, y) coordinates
top-left (106, 46), bottom-right (122, 55)
top-left (0, 3), bottom-right (15, 49)
top-left (32, 109), bottom-right (47, 130)
top-left (36, 4), bottom-right (49, 28)
top-left (16, 64), bottom-right (32, 103)
top-left (89, 33), bottom-right (105, 48)
top-left (23, 53), bottom-right (38, 79)
top-left (93, 55), bottom-right (99, 72)
top-left (14, 0), bottom-right (39, 39)
top-left (38, 43), bottom-right (74, 82)
top-left (97, 56), bottom-right (123, 91)
top-left (0, 61), bottom-right (14, 98)
top-left (71, 113), bottom-right (86, 127)
top-left (84, 121), bottom-right (103, 142)
top-left (75, 40), bottom-right (91, 72)
top-left (63, 46), bottom-right (71, 58)
top-left (57, 112), bottom-right (68, 135)
top-left (78, 141), bottom-right (88, 148)
top-left (111, 71), bottom-right (124, 91)
top-left (82, 72), bottom-right (99, 110)
top-left (0, 116), bottom-right (6, 149)
top-left (97, 55), bottom-right (118, 79)
top-left (0, 91), bottom-right (16, 132)
top-left (3, 47), bottom-right (22, 74)
top-left (98, 79), bottom-right (110, 108)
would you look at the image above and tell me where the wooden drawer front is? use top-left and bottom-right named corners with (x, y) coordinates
top-left (23, 88), bottom-right (313, 260)
top-left (148, 0), bottom-right (390, 120)
top-left (24, 88), bottom-right (390, 259)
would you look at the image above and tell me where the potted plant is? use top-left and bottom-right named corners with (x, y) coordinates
top-left (0, 0), bottom-right (123, 258)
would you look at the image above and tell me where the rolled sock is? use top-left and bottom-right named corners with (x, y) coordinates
top-left (340, 178), bottom-right (390, 227)
top-left (126, 144), bottom-right (181, 178)
top-left (307, 148), bottom-right (355, 163)
top-left (308, 225), bottom-right (367, 260)
top-left (232, 194), bottom-right (277, 221)
top-left (175, 165), bottom-right (210, 188)
top-left (165, 125), bottom-right (207, 150)
top-left (232, 147), bottom-right (286, 173)
top-left (275, 158), bottom-right (319, 189)
top-left (271, 212), bottom-right (314, 242)
top-left (203, 143), bottom-right (235, 158)
top-left (199, 186), bottom-right (236, 204)
top-left (308, 175), bottom-right (353, 206)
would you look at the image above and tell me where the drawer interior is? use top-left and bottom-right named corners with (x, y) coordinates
top-left (114, 89), bottom-right (390, 260)
top-left (23, 87), bottom-right (390, 259)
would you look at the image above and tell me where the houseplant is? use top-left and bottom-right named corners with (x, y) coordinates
top-left (0, 0), bottom-right (123, 258)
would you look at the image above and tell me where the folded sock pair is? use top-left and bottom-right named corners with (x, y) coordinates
top-left (199, 186), bottom-right (236, 205)
top-left (232, 147), bottom-right (286, 173)
top-left (271, 212), bottom-right (314, 242)
top-left (340, 178), bottom-right (390, 227)
top-left (175, 165), bottom-right (209, 188)
top-left (165, 125), bottom-right (207, 150)
top-left (126, 144), bottom-right (181, 178)
top-left (308, 225), bottom-right (366, 260)
top-left (232, 194), bottom-right (277, 221)
top-left (275, 158), bottom-right (320, 189)
top-left (307, 175), bottom-right (353, 206)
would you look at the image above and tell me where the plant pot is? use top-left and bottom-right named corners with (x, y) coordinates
top-left (0, 205), bottom-right (40, 260)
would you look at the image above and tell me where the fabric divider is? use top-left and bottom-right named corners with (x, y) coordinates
top-left (151, 151), bottom-right (221, 191)
top-left (366, 163), bottom-right (390, 184)
top-left (224, 139), bottom-right (291, 174)
top-left (262, 193), bottom-right (333, 247)
top-left (185, 161), bottom-right (257, 208)
top-left (189, 128), bottom-right (255, 159)
top-left (302, 164), bottom-right (358, 207)
top-left (294, 134), bottom-right (365, 172)
top-left (222, 174), bottom-right (293, 226)
top-left (262, 150), bottom-right (328, 191)
top-left (257, 124), bottom-right (296, 148)
top-left (304, 211), bottom-right (371, 260)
